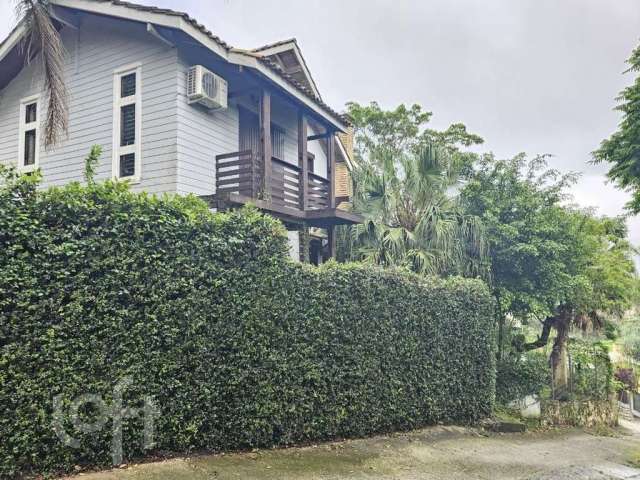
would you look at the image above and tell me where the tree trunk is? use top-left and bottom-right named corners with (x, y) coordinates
top-left (550, 310), bottom-right (571, 398)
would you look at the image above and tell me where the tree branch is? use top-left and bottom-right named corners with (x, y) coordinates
top-left (521, 315), bottom-right (556, 351)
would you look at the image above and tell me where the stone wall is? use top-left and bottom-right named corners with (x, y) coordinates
top-left (541, 398), bottom-right (618, 428)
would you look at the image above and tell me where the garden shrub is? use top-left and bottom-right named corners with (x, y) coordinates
top-left (0, 170), bottom-right (495, 477)
top-left (569, 339), bottom-right (615, 400)
top-left (495, 351), bottom-right (549, 405)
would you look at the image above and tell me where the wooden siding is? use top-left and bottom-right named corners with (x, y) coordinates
top-left (0, 16), bottom-right (179, 194)
top-left (175, 53), bottom-right (238, 196)
top-left (0, 15), bottom-right (330, 202)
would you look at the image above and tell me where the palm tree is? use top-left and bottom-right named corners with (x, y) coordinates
top-left (15, 0), bottom-right (68, 147)
top-left (343, 144), bottom-right (488, 278)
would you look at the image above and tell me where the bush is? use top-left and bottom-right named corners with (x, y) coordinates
top-left (495, 351), bottom-right (549, 405)
top-left (569, 339), bottom-right (615, 400)
top-left (0, 170), bottom-right (496, 477)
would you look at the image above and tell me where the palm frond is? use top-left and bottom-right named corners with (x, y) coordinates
top-left (16, 0), bottom-right (69, 148)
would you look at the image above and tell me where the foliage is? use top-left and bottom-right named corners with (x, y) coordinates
top-left (495, 351), bottom-right (550, 405)
top-left (614, 368), bottom-right (637, 391)
top-left (0, 168), bottom-right (496, 477)
top-left (568, 339), bottom-right (615, 400)
top-left (593, 42), bottom-right (640, 213)
top-left (83, 144), bottom-right (102, 184)
top-left (462, 153), bottom-right (636, 324)
top-left (619, 313), bottom-right (640, 363)
top-left (14, 0), bottom-right (69, 147)
top-left (346, 101), bottom-right (483, 159)
top-left (461, 154), bottom-right (637, 392)
top-left (341, 102), bottom-right (486, 277)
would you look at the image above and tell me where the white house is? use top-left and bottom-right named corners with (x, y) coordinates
top-left (0, 0), bottom-right (360, 261)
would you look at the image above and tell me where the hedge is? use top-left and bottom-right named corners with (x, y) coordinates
top-left (0, 170), bottom-right (495, 478)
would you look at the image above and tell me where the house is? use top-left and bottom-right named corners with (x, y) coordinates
top-left (0, 0), bottom-right (361, 261)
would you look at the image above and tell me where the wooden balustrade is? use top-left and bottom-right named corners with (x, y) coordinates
top-left (307, 172), bottom-right (330, 210)
top-left (215, 150), bottom-right (330, 211)
top-left (215, 150), bottom-right (259, 198)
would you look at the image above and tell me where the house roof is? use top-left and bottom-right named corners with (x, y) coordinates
top-left (0, 0), bottom-right (349, 130)
top-left (251, 38), bottom-right (322, 99)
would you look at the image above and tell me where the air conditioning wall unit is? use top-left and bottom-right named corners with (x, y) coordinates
top-left (187, 65), bottom-right (228, 110)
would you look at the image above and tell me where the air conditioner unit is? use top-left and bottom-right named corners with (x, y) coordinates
top-left (187, 65), bottom-right (228, 110)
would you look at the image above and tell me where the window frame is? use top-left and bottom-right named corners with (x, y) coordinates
top-left (18, 94), bottom-right (40, 172)
top-left (112, 63), bottom-right (142, 182)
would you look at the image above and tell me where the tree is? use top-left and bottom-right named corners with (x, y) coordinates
top-left (14, 0), bottom-right (69, 147)
top-left (341, 102), bottom-right (486, 277)
top-left (462, 154), bottom-right (637, 392)
top-left (593, 42), bottom-right (640, 213)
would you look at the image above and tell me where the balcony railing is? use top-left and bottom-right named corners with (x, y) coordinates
top-left (215, 150), bottom-right (330, 211)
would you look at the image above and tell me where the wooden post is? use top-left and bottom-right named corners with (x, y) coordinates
top-left (327, 131), bottom-right (336, 209)
top-left (260, 89), bottom-right (272, 200)
top-left (298, 112), bottom-right (308, 210)
top-left (327, 225), bottom-right (337, 259)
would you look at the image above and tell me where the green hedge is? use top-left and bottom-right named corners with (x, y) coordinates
top-left (495, 352), bottom-right (550, 405)
top-left (0, 171), bottom-right (495, 477)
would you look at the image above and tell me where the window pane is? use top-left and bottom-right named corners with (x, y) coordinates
top-left (120, 104), bottom-right (136, 146)
top-left (25, 103), bottom-right (37, 123)
top-left (119, 153), bottom-right (135, 177)
top-left (24, 129), bottom-right (36, 166)
top-left (121, 73), bottom-right (136, 98)
top-left (271, 127), bottom-right (285, 161)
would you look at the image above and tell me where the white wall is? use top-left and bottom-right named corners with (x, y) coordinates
top-left (0, 14), bottom-right (331, 200)
top-left (175, 53), bottom-right (239, 196)
top-left (286, 230), bottom-right (300, 261)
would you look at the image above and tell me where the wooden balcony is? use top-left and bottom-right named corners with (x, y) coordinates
top-left (210, 149), bottom-right (361, 228)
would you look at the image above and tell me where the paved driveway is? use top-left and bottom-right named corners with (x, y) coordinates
top-left (67, 423), bottom-right (640, 480)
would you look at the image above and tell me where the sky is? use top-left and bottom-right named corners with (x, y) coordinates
top-left (2, 0), bottom-right (640, 242)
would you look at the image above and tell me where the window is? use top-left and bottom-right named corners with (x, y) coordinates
top-left (271, 125), bottom-right (285, 161)
top-left (113, 66), bottom-right (141, 181)
top-left (18, 95), bottom-right (40, 171)
top-left (307, 152), bottom-right (315, 174)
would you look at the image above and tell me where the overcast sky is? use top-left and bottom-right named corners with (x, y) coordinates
top-left (2, 0), bottom-right (640, 242)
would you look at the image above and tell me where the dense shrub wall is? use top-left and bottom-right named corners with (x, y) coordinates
top-left (0, 174), bottom-right (495, 477)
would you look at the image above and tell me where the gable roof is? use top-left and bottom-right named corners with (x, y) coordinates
top-left (0, 0), bottom-right (348, 131)
top-left (251, 38), bottom-right (321, 99)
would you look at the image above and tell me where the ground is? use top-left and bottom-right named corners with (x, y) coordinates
top-left (69, 421), bottom-right (640, 480)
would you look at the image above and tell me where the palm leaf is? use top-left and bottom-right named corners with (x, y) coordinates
top-left (15, 0), bottom-right (69, 148)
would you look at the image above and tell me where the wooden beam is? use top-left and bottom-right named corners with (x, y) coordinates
top-left (146, 23), bottom-right (175, 48)
top-left (327, 132), bottom-right (336, 209)
top-left (307, 132), bottom-right (332, 141)
top-left (260, 89), bottom-right (272, 200)
top-left (327, 225), bottom-right (337, 259)
top-left (298, 112), bottom-right (308, 210)
top-left (50, 5), bottom-right (81, 29)
top-left (228, 87), bottom-right (259, 99)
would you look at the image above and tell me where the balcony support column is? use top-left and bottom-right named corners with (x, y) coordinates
top-left (327, 131), bottom-right (336, 209)
top-left (298, 112), bottom-right (308, 210)
top-left (327, 225), bottom-right (337, 260)
top-left (259, 89), bottom-right (272, 200)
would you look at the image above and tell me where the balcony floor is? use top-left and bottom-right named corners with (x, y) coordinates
top-left (202, 192), bottom-right (363, 227)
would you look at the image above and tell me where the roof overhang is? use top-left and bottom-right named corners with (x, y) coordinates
top-left (251, 39), bottom-right (321, 99)
top-left (0, 22), bottom-right (27, 63)
top-left (0, 0), bottom-right (348, 132)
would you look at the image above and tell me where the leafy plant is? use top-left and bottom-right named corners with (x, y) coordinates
top-left (495, 351), bottom-right (550, 405)
top-left (593, 42), bottom-right (640, 213)
top-left (341, 102), bottom-right (487, 277)
top-left (83, 144), bottom-right (102, 184)
top-left (14, 0), bottom-right (69, 147)
top-left (461, 154), bottom-right (637, 394)
top-left (0, 168), bottom-right (496, 477)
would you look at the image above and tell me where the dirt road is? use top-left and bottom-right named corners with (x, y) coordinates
top-left (68, 423), bottom-right (640, 480)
